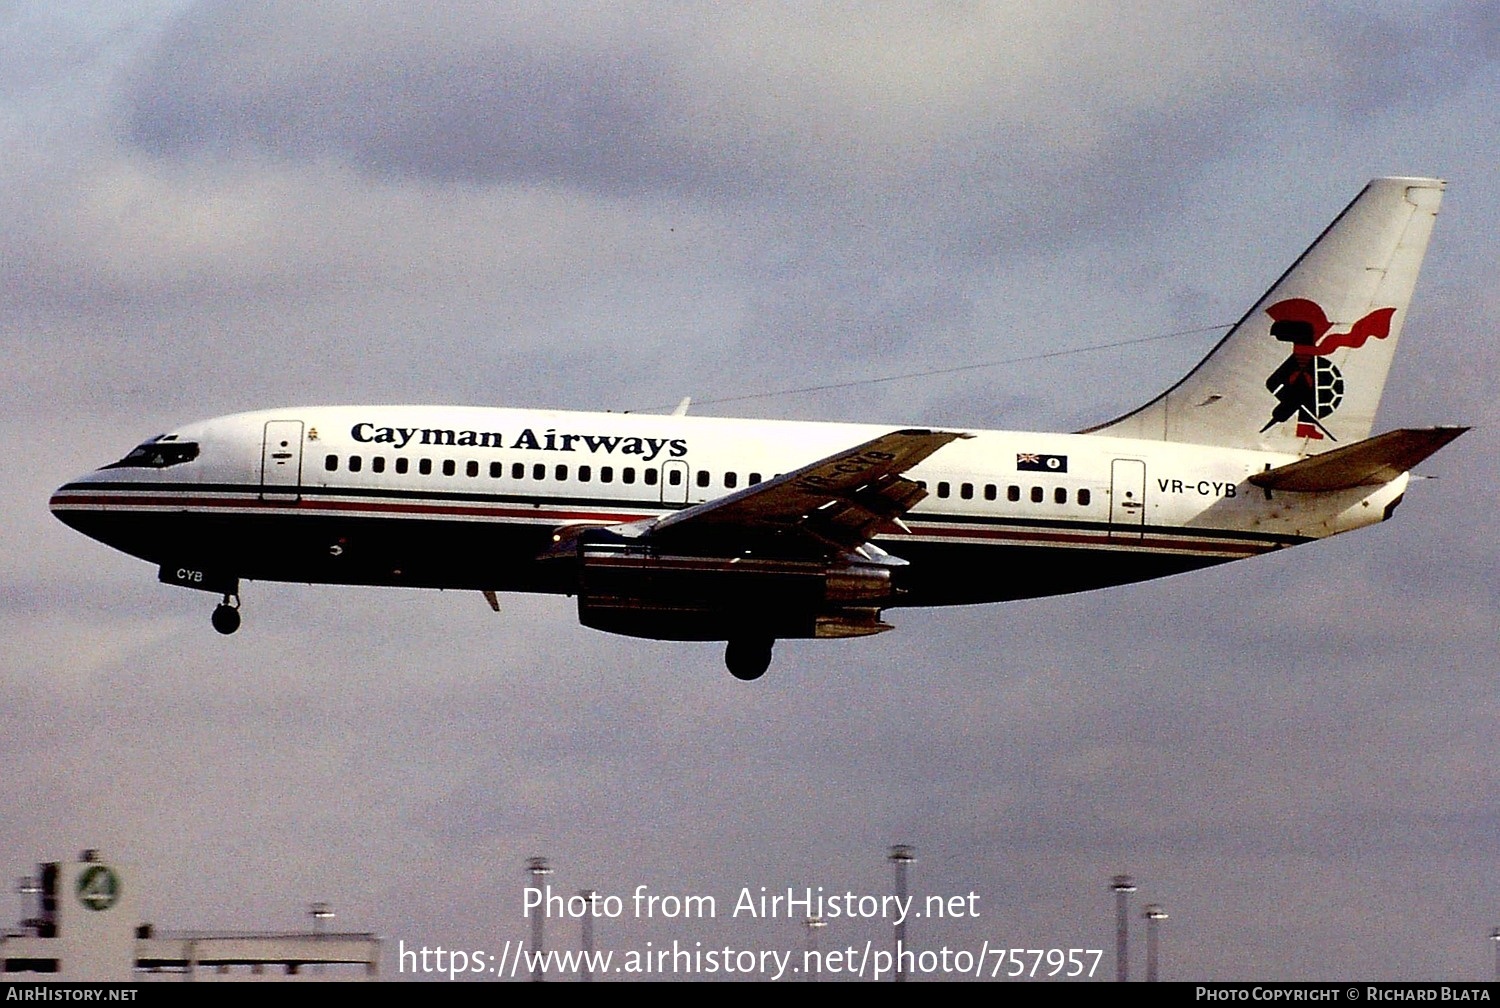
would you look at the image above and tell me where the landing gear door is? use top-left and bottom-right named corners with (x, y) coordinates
top-left (261, 420), bottom-right (304, 501)
top-left (1109, 458), bottom-right (1146, 540)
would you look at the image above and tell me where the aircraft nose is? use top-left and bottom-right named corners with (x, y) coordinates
top-left (50, 470), bottom-right (107, 537)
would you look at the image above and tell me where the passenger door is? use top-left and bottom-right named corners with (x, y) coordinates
top-left (260, 420), bottom-right (305, 501)
top-left (1108, 458), bottom-right (1146, 539)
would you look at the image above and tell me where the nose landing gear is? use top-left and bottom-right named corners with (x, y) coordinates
top-left (211, 594), bottom-right (241, 635)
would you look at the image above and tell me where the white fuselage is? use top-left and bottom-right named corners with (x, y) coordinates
top-left (50, 405), bottom-right (1405, 618)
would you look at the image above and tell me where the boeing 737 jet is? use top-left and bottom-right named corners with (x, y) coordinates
top-left (51, 177), bottom-right (1466, 679)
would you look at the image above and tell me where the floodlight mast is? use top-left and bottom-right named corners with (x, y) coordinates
top-left (1111, 875), bottom-right (1137, 982)
top-left (805, 916), bottom-right (827, 982)
top-left (889, 845), bottom-right (915, 982)
top-left (1143, 903), bottom-right (1168, 982)
top-left (579, 890), bottom-right (597, 982)
top-left (526, 857), bottom-right (552, 982)
top-left (15, 877), bottom-right (40, 933)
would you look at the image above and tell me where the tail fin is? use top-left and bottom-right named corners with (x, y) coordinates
top-left (1085, 177), bottom-right (1444, 455)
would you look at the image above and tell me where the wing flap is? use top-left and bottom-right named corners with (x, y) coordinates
top-left (1248, 426), bottom-right (1468, 492)
top-left (639, 428), bottom-right (968, 551)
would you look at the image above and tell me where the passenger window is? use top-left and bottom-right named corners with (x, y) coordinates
top-left (419, 458), bottom-right (433, 476)
top-left (512, 462), bottom-right (525, 479)
top-left (579, 465), bottom-right (592, 482)
top-left (960, 482), bottom-right (973, 500)
top-left (532, 463), bottom-right (545, 480)
top-left (725, 472), bottom-right (738, 489)
top-left (467, 460), bottom-right (479, 478)
top-left (395, 457), bottom-right (409, 475)
top-left (984, 484), bottom-right (996, 501)
top-left (1007, 485), bottom-right (1020, 502)
top-left (937, 482), bottom-right (950, 498)
top-left (440, 459), bottom-right (454, 476)
top-left (348, 456), bottom-right (362, 473)
top-left (325, 455), bottom-right (338, 472)
top-left (600, 466), bottom-right (614, 483)
top-left (622, 467), bottom-right (636, 484)
top-left (696, 470), bottom-right (710, 488)
top-left (1055, 487), bottom-right (1067, 504)
top-left (490, 461), bottom-right (503, 478)
top-left (1079, 488), bottom-right (1091, 506)
top-left (644, 469), bottom-right (658, 486)
top-left (749, 472), bottom-right (762, 485)
top-left (918, 480), bottom-right (927, 490)
top-left (372, 457), bottom-right (386, 474)
top-left (668, 470), bottom-right (682, 486)
top-left (556, 464), bottom-right (568, 480)
top-left (1030, 486), bottom-right (1043, 503)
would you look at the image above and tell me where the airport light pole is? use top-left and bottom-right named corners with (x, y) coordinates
top-left (525, 857), bottom-right (552, 982)
top-left (1143, 904), bottom-right (1167, 981)
top-left (889, 844), bottom-right (914, 982)
top-left (1112, 875), bottom-right (1137, 982)
top-left (804, 916), bottom-right (827, 982)
top-left (1490, 928), bottom-right (1500, 983)
top-left (579, 890), bottom-right (597, 982)
top-left (308, 901), bottom-right (334, 933)
top-left (15, 877), bottom-right (39, 932)
top-left (308, 902), bottom-right (333, 975)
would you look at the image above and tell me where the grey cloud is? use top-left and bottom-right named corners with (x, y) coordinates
top-left (119, 4), bottom-right (1490, 208)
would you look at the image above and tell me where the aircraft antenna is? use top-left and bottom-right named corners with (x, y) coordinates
top-left (631, 323), bottom-right (1229, 413)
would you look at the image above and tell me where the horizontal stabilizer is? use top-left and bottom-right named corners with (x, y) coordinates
top-left (1248, 426), bottom-right (1468, 492)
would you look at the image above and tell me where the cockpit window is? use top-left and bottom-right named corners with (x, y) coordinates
top-left (103, 435), bottom-right (200, 469)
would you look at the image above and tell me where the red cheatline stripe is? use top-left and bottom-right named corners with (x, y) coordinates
top-left (905, 522), bottom-right (1270, 555)
top-left (50, 492), bottom-right (648, 524)
top-left (51, 491), bottom-right (1277, 557)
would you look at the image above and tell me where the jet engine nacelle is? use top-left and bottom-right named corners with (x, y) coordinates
top-left (574, 544), bottom-right (895, 642)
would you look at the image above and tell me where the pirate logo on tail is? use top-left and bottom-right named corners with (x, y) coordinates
top-left (1260, 298), bottom-right (1396, 440)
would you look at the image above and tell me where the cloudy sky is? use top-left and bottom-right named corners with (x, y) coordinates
top-left (4, 0), bottom-right (1498, 982)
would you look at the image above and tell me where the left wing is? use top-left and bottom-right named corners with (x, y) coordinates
top-left (619, 428), bottom-right (968, 554)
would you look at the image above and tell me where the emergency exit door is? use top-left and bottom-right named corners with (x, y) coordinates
top-left (659, 460), bottom-right (690, 506)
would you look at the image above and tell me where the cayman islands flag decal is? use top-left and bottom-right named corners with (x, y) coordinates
top-left (1017, 453), bottom-right (1067, 473)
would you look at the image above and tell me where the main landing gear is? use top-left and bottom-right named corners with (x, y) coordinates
top-left (211, 593), bottom-right (241, 635)
top-left (725, 637), bottom-right (775, 681)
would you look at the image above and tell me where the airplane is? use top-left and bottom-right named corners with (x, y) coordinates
top-left (51, 176), bottom-right (1467, 680)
